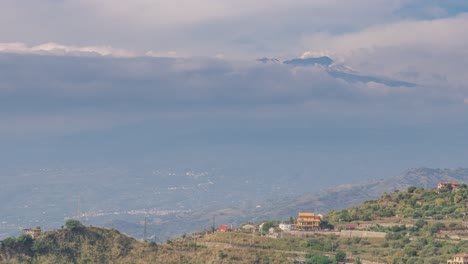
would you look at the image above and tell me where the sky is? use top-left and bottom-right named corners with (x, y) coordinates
top-left (1, 0), bottom-right (468, 186)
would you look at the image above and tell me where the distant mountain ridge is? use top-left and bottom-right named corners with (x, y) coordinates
top-left (257, 56), bottom-right (415, 87)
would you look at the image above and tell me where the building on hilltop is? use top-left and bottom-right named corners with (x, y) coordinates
top-left (23, 227), bottom-right (41, 239)
top-left (447, 253), bottom-right (468, 264)
top-left (219, 224), bottom-right (232, 232)
top-left (296, 212), bottom-right (321, 231)
top-left (438, 182), bottom-right (459, 192)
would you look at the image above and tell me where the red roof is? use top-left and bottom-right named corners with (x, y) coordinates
top-left (219, 224), bottom-right (231, 230)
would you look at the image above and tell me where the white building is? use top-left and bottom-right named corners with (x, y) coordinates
top-left (279, 223), bottom-right (296, 231)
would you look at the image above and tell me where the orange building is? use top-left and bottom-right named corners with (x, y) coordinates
top-left (447, 253), bottom-right (468, 264)
top-left (296, 212), bottom-right (321, 231)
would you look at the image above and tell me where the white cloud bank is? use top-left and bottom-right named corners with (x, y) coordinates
top-left (300, 13), bottom-right (468, 88)
top-left (0, 42), bottom-right (136, 57)
top-left (303, 13), bottom-right (468, 55)
top-left (0, 42), bottom-right (196, 59)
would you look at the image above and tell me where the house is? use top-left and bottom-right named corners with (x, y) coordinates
top-left (23, 227), bottom-right (41, 239)
top-left (447, 253), bottom-right (468, 264)
top-left (241, 223), bottom-right (256, 231)
top-left (279, 223), bottom-right (296, 231)
top-left (296, 212), bottom-right (321, 231)
top-left (268, 227), bottom-right (282, 238)
top-left (438, 182), bottom-right (459, 192)
top-left (219, 224), bottom-right (232, 232)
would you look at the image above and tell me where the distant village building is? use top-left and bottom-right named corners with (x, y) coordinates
top-left (296, 212), bottom-right (321, 231)
top-left (269, 227), bottom-right (281, 233)
top-left (447, 253), bottom-right (468, 264)
top-left (438, 182), bottom-right (459, 192)
top-left (279, 223), bottom-right (296, 231)
top-left (219, 224), bottom-right (232, 232)
top-left (241, 223), bottom-right (256, 231)
top-left (23, 227), bottom-right (41, 239)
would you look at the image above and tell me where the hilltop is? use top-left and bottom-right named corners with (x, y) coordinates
top-left (327, 183), bottom-right (468, 222)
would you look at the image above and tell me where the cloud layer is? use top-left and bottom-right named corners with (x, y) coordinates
top-left (3, 0), bottom-right (464, 57)
top-left (0, 51), bottom-right (467, 140)
top-left (0, 1), bottom-right (468, 139)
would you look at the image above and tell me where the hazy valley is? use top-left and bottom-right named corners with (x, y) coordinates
top-left (2, 167), bottom-right (467, 242)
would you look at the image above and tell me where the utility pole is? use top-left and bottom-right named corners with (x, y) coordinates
top-left (251, 228), bottom-right (255, 245)
top-left (143, 216), bottom-right (148, 241)
top-left (229, 225), bottom-right (232, 247)
top-left (212, 215), bottom-right (215, 233)
top-left (76, 193), bottom-right (81, 221)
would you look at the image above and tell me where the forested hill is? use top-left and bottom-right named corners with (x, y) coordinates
top-left (0, 220), bottom-right (160, 264)
top-left (326, 184), bottom-right (468, 223)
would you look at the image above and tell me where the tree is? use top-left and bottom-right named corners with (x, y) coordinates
top-left (16, 234), bottom-right (33, 248)
top-left (218, 250), bottom-right (225, 260)
top-left (407, 186), bottom-right (417, 193)
top-left (262, 221), bottom-right (278, 233)
top-left (429, 222), bottom-right (445, 235)
top-left (1, 237), bottom-right (16, 247)
top-left (290, 216), bottom-right (295, 224)
top-left (65, 219), bottom-right (85, 231)
top-left (414, 219), bottom-right (427, 228)
top-left (335, 251), bottom-right (346, 262)
top-left (307, 254), bottom-right (331, 264)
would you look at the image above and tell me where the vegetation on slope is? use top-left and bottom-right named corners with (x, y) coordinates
top-left (327, 185), bottom-right (468, 223)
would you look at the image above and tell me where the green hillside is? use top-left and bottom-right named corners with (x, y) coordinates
top-left (326, 185), bottom-right (468, 223)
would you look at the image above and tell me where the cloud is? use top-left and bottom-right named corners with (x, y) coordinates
top-left (77, 0), bottom-right (403, 26)
top-left (0, 42), bottom-right (135, 57)
top-left (145, 50), bottom-right (186, 58)
top-left (0, 0), bottom-right (406, 57)
top-left (299, 14), bottom-right (468, 90)
top-left (302, 13), bottom-right (468, 54)
top-left (1, 51), bottom-right (467, 141)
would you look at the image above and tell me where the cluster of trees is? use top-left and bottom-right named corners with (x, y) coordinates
top-left (327, 185), bottom-right (468, 223)
top-left (0, 234), bottom-right (34, 257)
top-left (0, 220), bottom-right (138, 263)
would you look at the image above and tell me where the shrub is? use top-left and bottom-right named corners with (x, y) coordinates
top-left (65, 220), bottom-right (85, 232)
top-left (335, 251), bottom-right (346, 262)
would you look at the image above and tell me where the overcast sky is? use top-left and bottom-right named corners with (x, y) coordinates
top-left (1, 1), bottom-right (468, 184)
